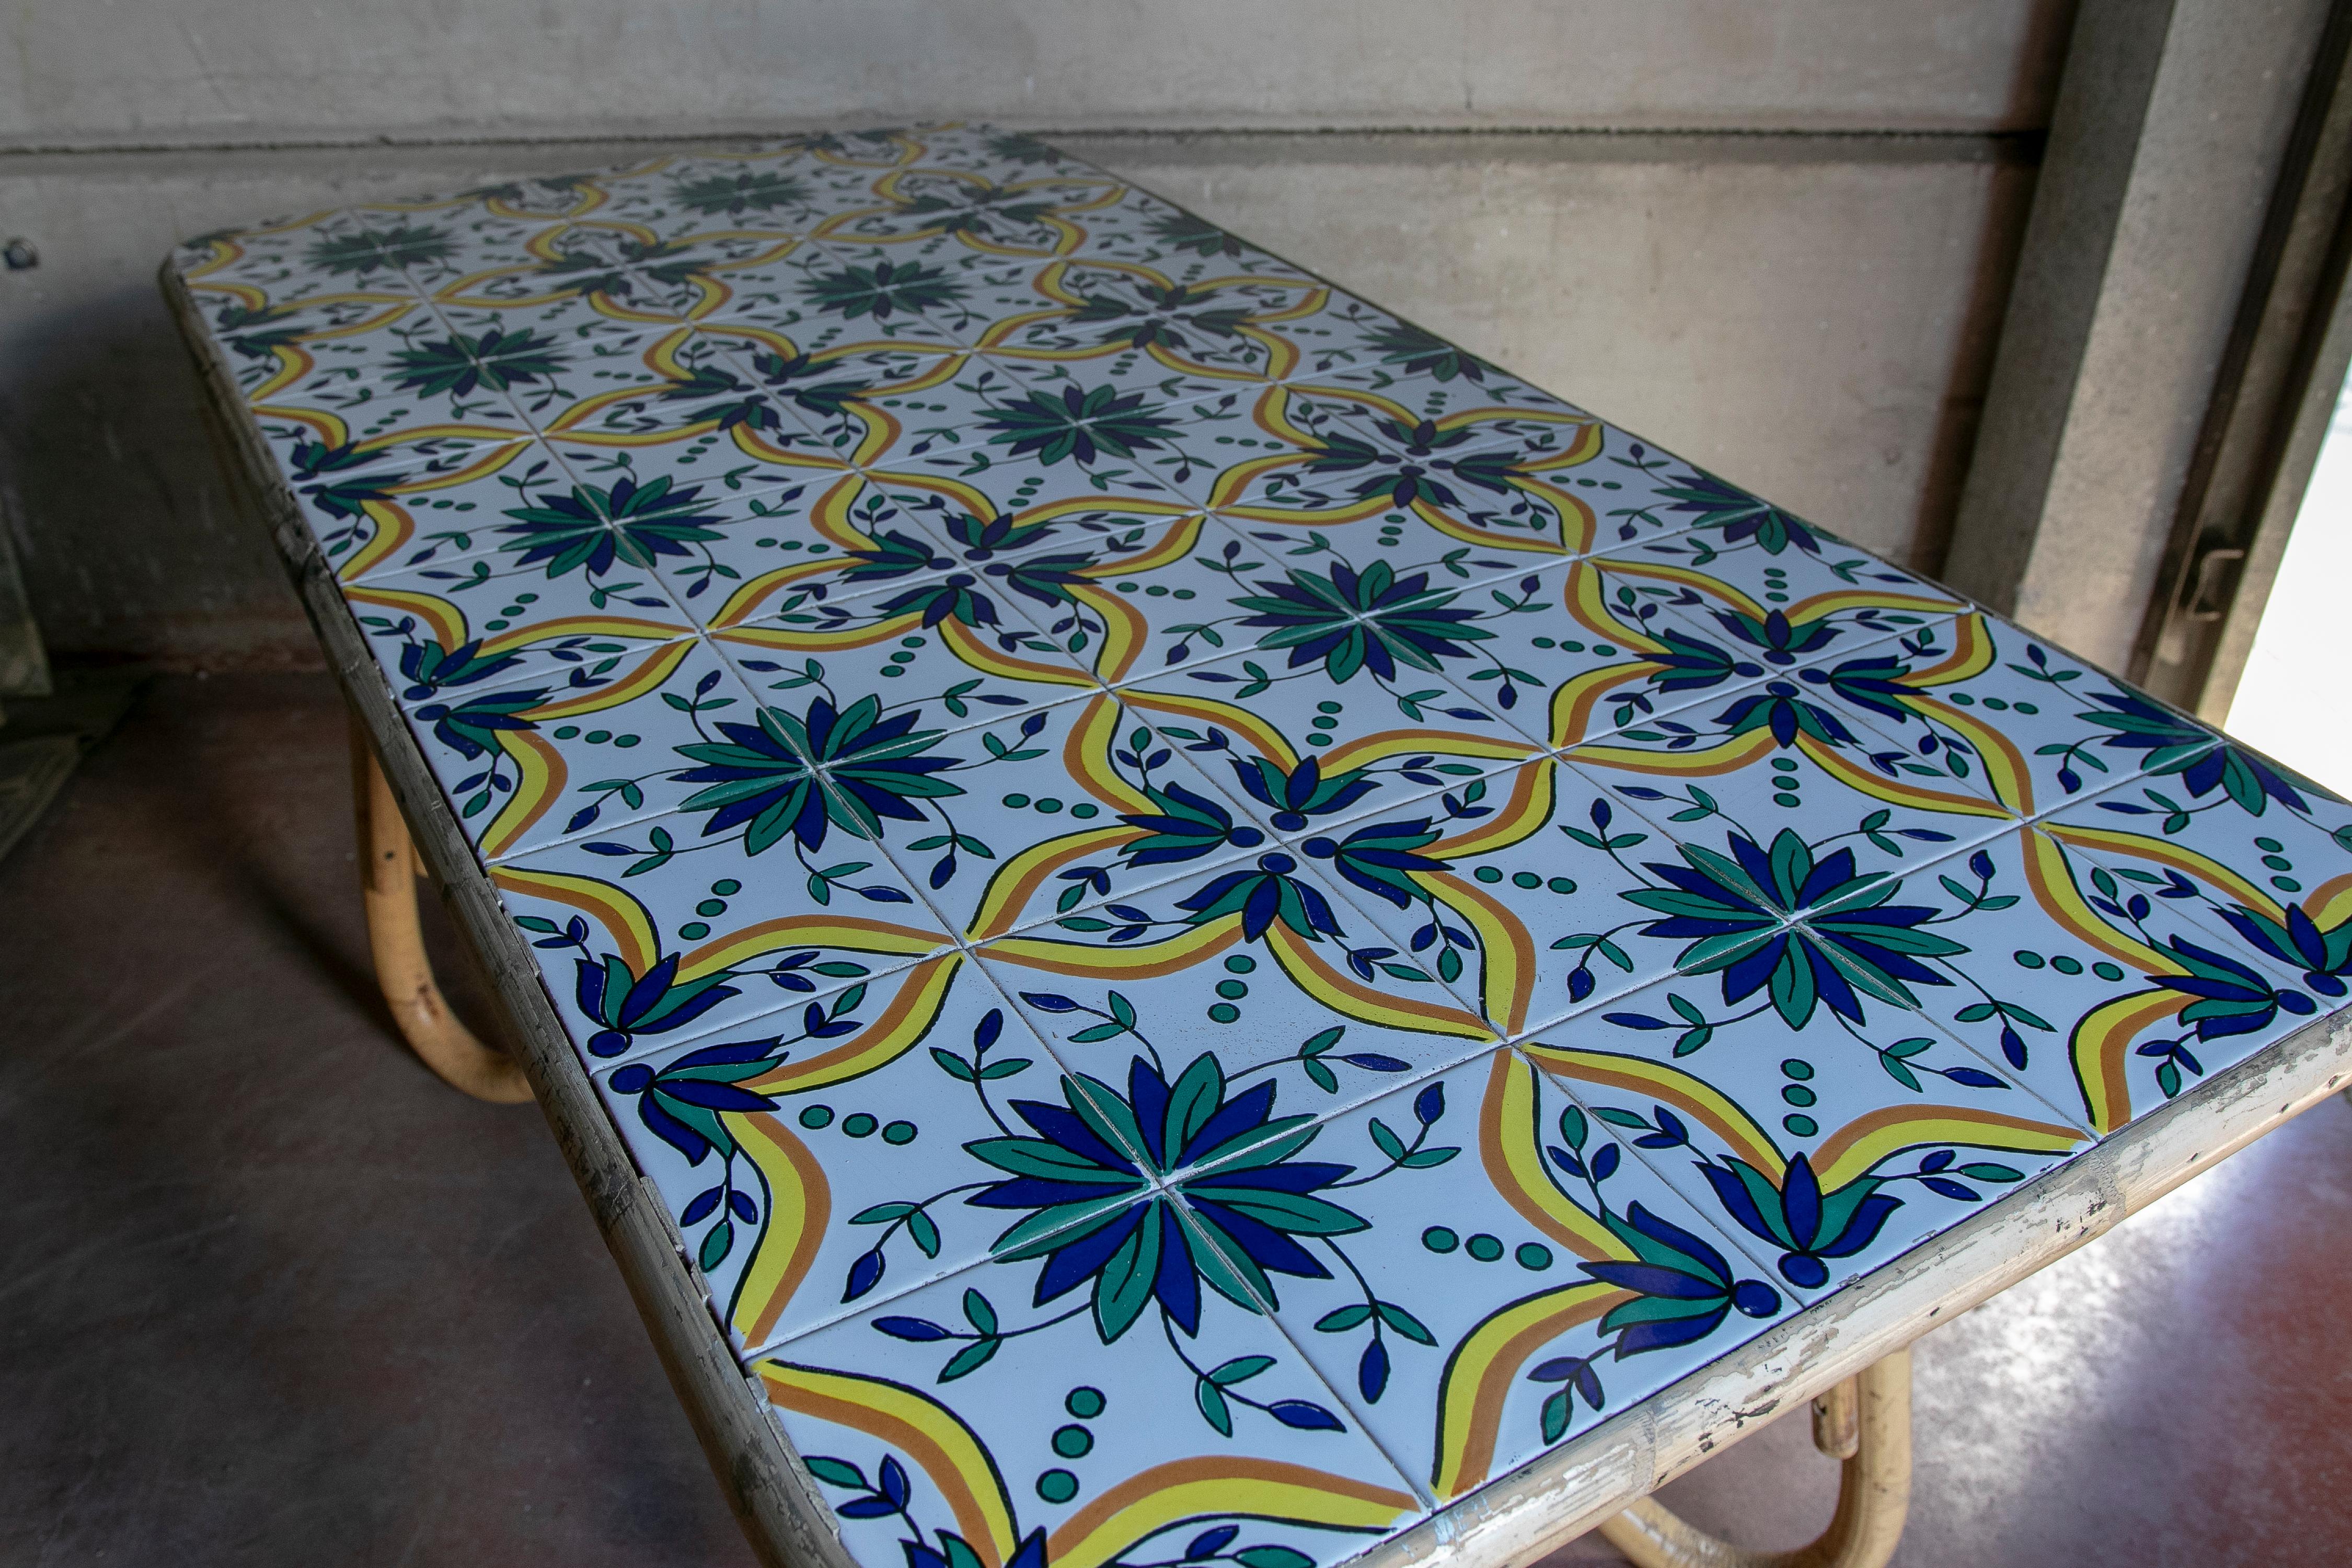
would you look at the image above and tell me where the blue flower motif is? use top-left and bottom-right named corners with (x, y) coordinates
top-left (1696, 1152), bottom-right (1900, 1288)
top-left (969, 1054), bottom-right (1364, 1342)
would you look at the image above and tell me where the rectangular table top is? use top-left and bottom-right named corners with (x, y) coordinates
top-left (166, 122), bottom-right (2352, 1568)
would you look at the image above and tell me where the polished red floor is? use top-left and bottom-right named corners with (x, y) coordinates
top-left (6, 674), bottom-right (2348, 1565)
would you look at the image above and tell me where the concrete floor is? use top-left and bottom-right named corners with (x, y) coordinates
top-left (8, 673), bottom-right (2352, 1566)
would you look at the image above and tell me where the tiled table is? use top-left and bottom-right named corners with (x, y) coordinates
top-left (165, 123), bottom-right (2352, 1568)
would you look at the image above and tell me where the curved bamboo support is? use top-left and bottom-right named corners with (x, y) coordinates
top-left (1595, 1350), bottom-right (1911, 1568)
top-left (351, 719), bottom-right (533, 1103)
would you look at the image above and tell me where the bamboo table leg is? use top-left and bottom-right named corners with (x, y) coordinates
top-left (1593, 1350), bottom-right (1911, 1568)
top-left (351, 718), bottom-right (533, 1103)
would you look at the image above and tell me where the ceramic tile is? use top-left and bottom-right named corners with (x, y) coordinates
top-left (1524, 976), bottom-right (2089, 1298)
top-left (425, 451), bottom-right (813, 609)
top-left (175, 210), bottom-right (431, 310)
top-left (490, 801), bottom-right (955, 1066)
top-left (1053, 181), bottom-right (1317, 275)
top-left (597, 969), bottom-right (1152, 1354)
top-left (1563, 671), bottom-right (2024, 898)
top-left (240, 303), bottom-right (538, 431)
top-left (949, 255), bottom-right (1327, 398)
top-left (1112, 639), bottom-right (1542, 849)
top-left (400, 636), bottom-right (772, 861)
top-left (260, 428), bottom-right (547, 581)
top-left (1816, 820), bottom-right (2323, 1134)
top-left (857, 378), bottom-right (1232, 514)
top-left (973, 848), bottom-right (1500, 1089)
top-left (417, 301), bottom-right (808, 477)
top-left (1285, 759), bottom-right (1734, 1041)
top-left (1738, 613), bottom-right (2154, 820)
top-left (752, 1258), bottom-right (1421, 1568)
top-left (402, 217), bottom-right (676, 308)
top-left (1285, 328), bottom-right (1587, 428)
top-left (1194, 387), bottom-right (1615, 563)
top-left (810, 163), bottom-right (1136, 273)
top-left (795, 687), bottom-right (1277, 941)
top-left (347, 549), bottom-right (695, 707)
top-left (1254, 1050), bottom-right (1796, 1499)
top-left (690, 336), bottom-right (1000, 464)
top-left (2026, 783), bottom-right (2352, 1129)
top-left (179, 286), bottom-right (433, 405)
top-left (640, 152), bottom-right (896, 241)
top-left (690, 252), bottom-right (974, 380)
top-left (1593, 514), bottom-right (1963, 632)
top-left (677, 479), bottom-right (1111, 674)
top-left (181, 124), bottom-right (2352, 1568)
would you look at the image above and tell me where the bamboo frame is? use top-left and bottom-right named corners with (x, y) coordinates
top-left (351, 717), bottom-right (533, 1104)
top-left (1593, 1353), bottom-right (1910, 1568)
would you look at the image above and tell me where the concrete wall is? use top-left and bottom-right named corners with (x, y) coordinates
top-left (0, 2), bottom-right (2069, 668)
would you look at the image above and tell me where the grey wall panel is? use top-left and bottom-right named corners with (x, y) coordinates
top-left (1942, 0), bottom-right (2334, 675)
top-left (0, 134), bottom-right (2033, 667)
top-left (1, 2), bottom-right (2073, 145)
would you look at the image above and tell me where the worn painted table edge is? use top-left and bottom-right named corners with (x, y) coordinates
top-left (158, 243), bottom-right (2352, 1568)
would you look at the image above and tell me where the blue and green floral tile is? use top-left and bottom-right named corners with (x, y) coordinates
top-left (972, 849), bottom-right (1500, 1097)
top-left (1843, 821), bottom-right (2322, 1134)
top-left (393, 214), bottom-right (671, 306)
top-left (675, 476), bottom-right (1119, 664)
top-left (396, 293), bottom-right (661, 420)
top-left (858, 380), bottom-right (1232, 523)
top-left (419, 306), bottom-right (826, 494)
top-left (177, 125), bottom-right (2352, 1568)
top-left (680, 337), bottom-right (1004, 464)
top-left (694, 535), bottom-right (1110, 706)
top-left (539, 418), bottom-right (842, 534)
top-left (1721, 615), bottom-right (2152, 822)
top-left (175, 210), bottom-right (432, 312)
top-left (284, 435), bottom-right (554, 585)
top-left (875, 499), bottom-right (1218, 649)
top-left (1287, 347), bottom-right (1587, 438)
top-left (356, 456), bottom-right (744, 613)
top-left (1191, 398), bottom-right (1606, 567)
top-left (639, 158), bottom-right (886, 244)
top-left (399, 635), bottom-right (757, 861)
top-left (1052, 183), bottom-right (1305, 274)
top-left (1192, 498), bottom-right (1567, 633)
top-left (783, 237), bottom-right (1028, 349)
top-left (597, 232), bottom-right (821, 325)
top-left (974, 510), bottom-right (1468, 683)
top-left (691, 253), bottom-right (974, 381)
top-left (1246, 1050), bottom-right (1795, 1501)
top-left (980, 969), bottom-right (1471, 1177)
top-left (1112, 647), bottom-right (1540, 848)
top-left (186, 285), bottom-right (433, 405)
top-left (1561, 682), bottom-right (2024, 915)
top-left (1523, 978), bottom-right (2089, 1298)
top-left (2043, 706), bottom-right (2352, 851)
top-left (751, 1255), bottom-right (1421, 1568)
top-left (604, 477), bottom-right (856, 615)
top-left (348, 548), bottom-right (695, 712)
top-left (1285, 762), bottom-right (1743, 1042)
top-left (2027, 780), bottom-right (2352, 1117)
top-left (808, 164), bottom-right (1135, 283)
top-left (489, 801), bottom-right (955, 1068)
top-left (597, 971), bottom-right (1154, 1356)
top-left (1379, 554), bottom-right (1788, 756)
top-left (1596, 516), bottom-right (1963, 633)
top-left (944, 257), bottom-right (1325, 399)
top-left (800, 690), bottom-right (1269, 941)
top-left (235, 303), bottom-right (520, 429)
top-left (901, 124), bottom-right (1115, 189)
